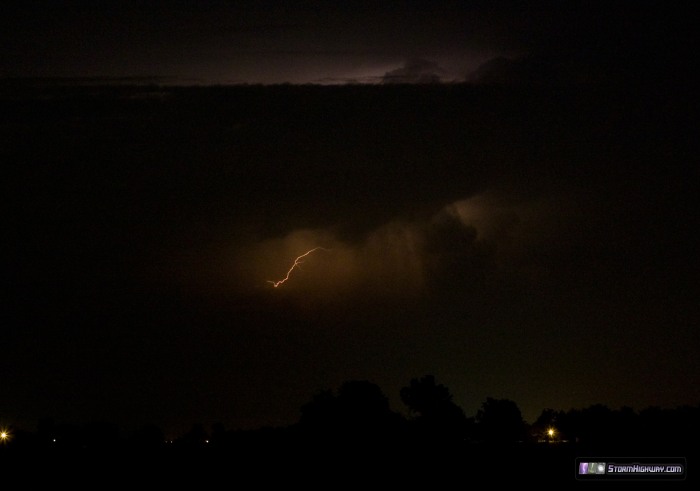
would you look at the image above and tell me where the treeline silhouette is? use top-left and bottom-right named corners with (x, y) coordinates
top-left (3, 375), bottom-right (697, 456)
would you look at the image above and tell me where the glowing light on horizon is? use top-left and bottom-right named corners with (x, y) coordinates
top-left (267, 247), bottom-right (329, 288)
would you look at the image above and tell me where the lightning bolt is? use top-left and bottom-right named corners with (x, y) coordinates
top-left (267, 247), bottom-right (329, 288)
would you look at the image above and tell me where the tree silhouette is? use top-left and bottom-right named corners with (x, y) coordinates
top-left (399, 374), bottom-right (470, 444)
top-left (298, 380), bottom-right (405, 447)
top-left (475, 397), bottom-right (527, 444)
top-left (299, 388), bottom-right (340, 438)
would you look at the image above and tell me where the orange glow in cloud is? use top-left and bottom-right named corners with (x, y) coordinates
top-left (267, 247), bottom-right (330, 288)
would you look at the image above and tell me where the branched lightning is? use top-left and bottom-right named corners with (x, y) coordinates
top-left (267, 247), bottom-right (330, 288)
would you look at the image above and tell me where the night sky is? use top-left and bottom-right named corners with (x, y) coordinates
top-left (2, 1), bottom-right (698, 439)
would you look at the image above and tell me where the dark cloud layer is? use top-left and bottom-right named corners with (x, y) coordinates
top-left (3, 1), bottom-right (693, 85)
top-left (382, 58), bottom-right (449, 84)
